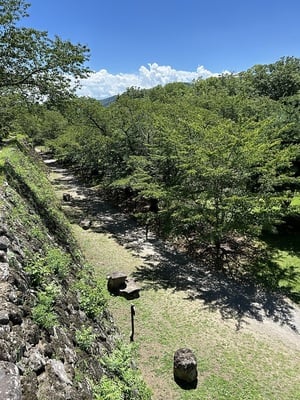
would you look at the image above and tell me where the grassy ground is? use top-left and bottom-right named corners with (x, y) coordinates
top-left (270, 235), bottom-right (300, 297)
top-left (291, 193), bottom-right (300, 206)
top-left (261, 215), bottom-right (300, 301)
top-left (47, 158), bottom-right (300, 399)
top-left (73, 225), bottom-right (300, 400)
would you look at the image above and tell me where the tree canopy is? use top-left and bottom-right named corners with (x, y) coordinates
top-left (45, 66), bottom-right (299, 266)
top-left (0, 3), bottom-right (299, 267)
top-left (0, 0), bottom-right (90, 101)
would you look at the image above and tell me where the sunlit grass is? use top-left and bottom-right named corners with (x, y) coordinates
top-left (262, 228), bottom-right (300, 301)
top-left (0, 145), bottom-right (15, 179)
top-left (274, 250), bottom-right (300, 295)
top-left (71, 224), bottom-right (141, 277)
top-left (73, 222), bottom-right (300, 400)
top-left (291, 193), bottom-right (300, 207)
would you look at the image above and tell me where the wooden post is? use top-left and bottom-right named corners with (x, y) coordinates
top-left (130, 304), bottom-right (135, 342)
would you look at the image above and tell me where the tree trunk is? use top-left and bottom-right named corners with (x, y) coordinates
top-left (214, 239), bottom-right (223, 269)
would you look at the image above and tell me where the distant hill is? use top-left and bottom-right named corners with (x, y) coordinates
top-left (100, 95), bottom-right (118, 107)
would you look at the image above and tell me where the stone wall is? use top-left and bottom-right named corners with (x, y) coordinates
top-left (0, 173), bottom-right (117, 399)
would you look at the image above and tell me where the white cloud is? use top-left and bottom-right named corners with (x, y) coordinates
top-left (77, 63), bottom-right (224, 99)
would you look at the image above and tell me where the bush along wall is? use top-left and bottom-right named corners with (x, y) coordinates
top-left (0, 140), bottom-right (151, 400)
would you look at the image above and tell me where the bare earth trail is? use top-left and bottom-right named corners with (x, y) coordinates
top-left (44, 155), bottom-right (300, 399)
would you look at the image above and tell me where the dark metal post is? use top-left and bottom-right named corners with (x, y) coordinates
top-left (130, 304), bottom-right (135, 342)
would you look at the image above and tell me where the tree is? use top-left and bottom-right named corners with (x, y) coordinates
top-left (17, 105), bottom-right (68, 144)
top-left (0, 92), bottom-right (25, 137)
top-left (241, 57), bottom-right (300, 101)
top-left (165, 117), bottom-right (296, 265)
top-left (59, 97), bottom-right (108, 136)
top-left (47, 67), bottom-right (298, 268)
top-left (0, 0), bottom-right (90, 101)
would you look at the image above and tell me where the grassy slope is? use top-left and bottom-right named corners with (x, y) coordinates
top-left (73, 226), bottom-right (300, 400)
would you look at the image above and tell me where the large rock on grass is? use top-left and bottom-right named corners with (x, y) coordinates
top-left (173, 348), bottom-right (197, 387)
top-left (107, 272), bottom-right (127, 294)
top-left (119, 278), bottom-right (141, 300)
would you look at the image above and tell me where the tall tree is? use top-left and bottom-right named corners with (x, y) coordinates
top-left (0, 0), bottom-right (90, 101)
top-left (166, 118), bottom-right (296, 263)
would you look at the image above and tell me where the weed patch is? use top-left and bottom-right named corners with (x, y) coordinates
top-left (26, 247), bottom-right (71, 287)
top-left (93, 342), bottom-right (152, 400)
top-left (75, 326), bottom-right (96, 352)
top-left (74, 266), bottom-right (108, 320)
top-left (32, 283), bottom-right (60, 329)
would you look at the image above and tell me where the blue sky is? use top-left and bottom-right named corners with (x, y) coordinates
top-left (23, 0), bottom-right (300, 98)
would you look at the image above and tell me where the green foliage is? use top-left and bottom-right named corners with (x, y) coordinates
top-left (0, 0), bottom-right (89, 140)
top-left (75, 325), bottom-right (95, 352)
top-left (75, 270), bottom-right (107, 319)
top-left (94, 376), bottom-right (124, 400)
top-left (26, 254), bottom-right (53, 287)
top-left (32, 283), bottom-right (59, 329)
top-left (0, 93), bottom-right (26, 140)
top-left (46, 125), bottom-right (82, 163)
top-left (19, 107), bottom-right (69, 145)
top-left (45, 247), bottom-right (71, 278)
top-left (241, 56), bottom-right (300, 100)
top-left (1, 178), bottom-right (48, 247)
top-left (3, 142), bottom-right (74, 247)
top-left (36, 57), bottom-right (300, 274)
top-left (0, 0), bottom-right (29, 25)
top-left (0, 0), bottom-right (90, 101)
top-left (291, 193), bottom-right (300, 207)
top-left (259, 231), bottom-right (300, 301)
top-left (26, 247), bottom-right (71, 287)
top-left (94, 343), bottom-right (152, 400)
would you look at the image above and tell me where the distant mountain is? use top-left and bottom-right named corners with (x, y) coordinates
top-left (100, 95), bottom-right (118, 107)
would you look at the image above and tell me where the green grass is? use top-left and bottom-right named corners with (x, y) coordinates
top-left (257, 190), bottom-right (300, 301)
top-left (72, 225), bottom-right (141, 276)
top-left (275, 251), bottom-right (300, 293)
top-left (1, 141), bottom-right (74, 249)
top-left (73, 224), bottom-right (300, 400)
top-left (261, 230), bottom-right (300, 301)
top-left (0, 145), bottom-right (15, 184)
top-left (291, 193), bottom-right (300, 207)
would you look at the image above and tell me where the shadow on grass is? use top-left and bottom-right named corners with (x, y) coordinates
top-left (248, 249), bottom-right (300, 304)
top-left (68, 199), bottom-right (300, 332)
top-left (132, 244), bottom-right (300, 332)
top-left (262, 230), bottom-right (300, 257)
top-left (174, 376), bottom-right (198, 390)
top-left (46, 157), bottom-right (300, 334)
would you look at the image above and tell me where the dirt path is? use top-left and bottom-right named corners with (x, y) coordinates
top-left (46, 157), bottom-right (300, 341)
top-left (44, 156), bottom-right (300, 398)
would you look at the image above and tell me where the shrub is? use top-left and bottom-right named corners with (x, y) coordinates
top-left (94, 376), bottom-right (123, 400)
top-left (32, 283), bottom-right (59, 329)
top-left (44, 247), bottom-right (71, 279)
top-left (98, 342), bottom-right (152, 400)
top-left (75, 326), bottom-right (95, 352)
top-left (25, 246), bottom-right (71, 287)
top-left (75, 272), bottom-right (107, 319)
top-left (25, 255), bottom-right (52, 287)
